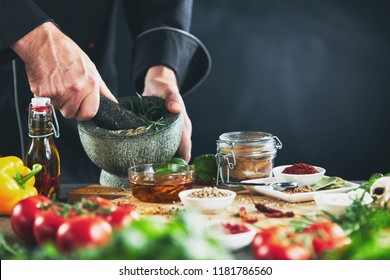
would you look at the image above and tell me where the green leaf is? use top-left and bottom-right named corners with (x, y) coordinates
top-left (359, 172), bottom-right (388, 192)
top-left (74, 212), bottom-right (232, 260)
top-left (191, 154), bottom-right (217, 182)
top-left (311, 176), bottom-right (346, 191)
top-left (155, 163), bottom-right (185, 173)
top-left (166, 157), bottom-right (188, 165)
top-left (368, 173), bottom-right (383, 183)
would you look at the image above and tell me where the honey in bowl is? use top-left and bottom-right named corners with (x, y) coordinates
top-left (128, 163), bottom-right (195, 203)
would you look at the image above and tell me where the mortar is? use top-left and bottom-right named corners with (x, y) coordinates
top-left (77, 96), bottom-right (182, 187)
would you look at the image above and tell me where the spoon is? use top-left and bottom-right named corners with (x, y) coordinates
top-left (219, 181), bottom-right (298, 192)
top-left (267, 182), bottom-right (298, 192)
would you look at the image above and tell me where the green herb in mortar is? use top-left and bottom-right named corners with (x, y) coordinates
top-left (129, 93), bottom-right (167, 132)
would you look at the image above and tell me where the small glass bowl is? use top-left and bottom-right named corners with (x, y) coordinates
top-left (128, 163), bottom-right (195, 204)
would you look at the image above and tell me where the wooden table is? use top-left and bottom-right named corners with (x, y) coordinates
top-left (62, 183), bottom-right (324, 224)
top-left (0, 183), bottom-right (338, 259)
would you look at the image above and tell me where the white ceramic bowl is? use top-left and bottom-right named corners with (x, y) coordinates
top-left (178, 188), bottom-right (236, 213)
top-left (272, 165), bottom-right (326, 186)
top-left (216, 224), bottom-right (258, 251)
top-left (314, 193), bottom-right (353, 216)
top-left (314, 188), bottom-right (373, 216)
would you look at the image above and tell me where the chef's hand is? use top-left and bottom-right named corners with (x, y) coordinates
top-left (11, 22), bottom-right (117, 121)
top-left (142, 66), bottom-right (192, 162)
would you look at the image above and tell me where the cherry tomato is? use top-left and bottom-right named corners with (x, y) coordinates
top-left (302, 221), bottom-right (350, 256)
top-left (33, 206), bottom-right (70, 246)
top-left (103, 205), bottom-right (138, 230)
top-left (56, 216), bottom-right (112, 253)
top-left (10, 195), bottom-right (51, 245)
top-left (81, 196), bottom-right (117, 214)
top-left (81, 196), bottom-right (138, 230)
top-left (252, 226), bottom-right (310, 260)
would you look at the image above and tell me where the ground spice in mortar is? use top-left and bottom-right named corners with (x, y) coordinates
top-left (282, 163), bottom-right (318, 174)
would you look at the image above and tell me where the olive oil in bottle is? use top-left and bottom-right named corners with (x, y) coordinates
top-left (25, 97), bottom-right (60, 200)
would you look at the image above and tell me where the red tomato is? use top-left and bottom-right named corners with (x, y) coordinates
top-left (103, 205), bottom-right (138, 230)
top-left (252, 226), bottom-right (310, 260)
top-left (81, 196), bottom-right (117, 214)
top-left (302, 221), bottom-right (350, 256)
top-left (56, 216), bottom-right (112, 253)
top-left (10, 195), bottom-right (51, 245)
top-left (81, 196), bottom-right (138, 230)
top-left (33, 206), bottom-right (68, 245)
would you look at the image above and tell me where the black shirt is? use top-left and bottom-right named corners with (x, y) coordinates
top-left (0, 0), bottom-right (211, 183)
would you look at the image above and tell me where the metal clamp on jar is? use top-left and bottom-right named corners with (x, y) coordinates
top-left (216, 131), bottom-right (282, 185)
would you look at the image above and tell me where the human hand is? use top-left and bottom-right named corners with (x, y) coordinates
top-left (11, 22), bottom-right (117, 121)
top-left (142, 66), bottom-right (192, 162)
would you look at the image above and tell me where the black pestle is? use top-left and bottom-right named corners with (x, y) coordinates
top-left (92, 95), bottom-right (145, 130)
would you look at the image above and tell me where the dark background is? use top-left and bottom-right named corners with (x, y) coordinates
top-left (177, 0), bottom-right (390, 181)
top-left (2, 0), bottom-right (389, 183)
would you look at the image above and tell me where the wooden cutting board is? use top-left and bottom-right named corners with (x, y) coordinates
top-left (67, 184), bottom-right (132, 203)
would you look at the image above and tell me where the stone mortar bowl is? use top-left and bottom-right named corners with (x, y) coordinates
top-left (77, 96), bottom-right (182, 187)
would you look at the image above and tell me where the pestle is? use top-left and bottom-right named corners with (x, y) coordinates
top-left (92, 95), bottom-right (145, 130)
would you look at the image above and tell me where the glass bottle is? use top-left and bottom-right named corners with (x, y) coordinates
top-left (25, 97), bottom-right (60, 200)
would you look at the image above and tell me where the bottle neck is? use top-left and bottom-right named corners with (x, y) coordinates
top-left (28, 105), bottom-right (55, 137)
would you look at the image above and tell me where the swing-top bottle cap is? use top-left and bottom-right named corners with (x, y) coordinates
top-left (31, 97), bottom-right (51, 107)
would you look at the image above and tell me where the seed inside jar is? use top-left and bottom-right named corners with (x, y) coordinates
top-left (188, 187), bottom-right (231, 198)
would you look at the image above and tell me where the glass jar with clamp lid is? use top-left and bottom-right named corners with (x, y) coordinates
top-left (216, 131), bottom-right (282, 185)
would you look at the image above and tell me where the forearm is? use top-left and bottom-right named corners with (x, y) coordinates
top-left (11, 22), bottom-right (58, 63)
top-left (7, 20), bottom-right (116, 121)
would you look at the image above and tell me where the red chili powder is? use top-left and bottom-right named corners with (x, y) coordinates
top-left (221, 223), bottom-right (250, 234)
top-left (282, 163), bottom-right (318, 174)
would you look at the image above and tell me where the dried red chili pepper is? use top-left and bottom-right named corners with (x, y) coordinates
top-left (254, 202), bottom-right (279, 213)
top-left (254, 202), bottom-right (295, 218)
top-left (264, 211), bottom-right (294, 218)
top-left (282, 163), bottom-right (318, 174)
top-left (247, 191), bottom-right (294, 219)
top-left (237, 206), bottom-right (259, 223)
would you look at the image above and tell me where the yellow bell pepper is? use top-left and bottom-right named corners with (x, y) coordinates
top-left (0, 156), bottom-right (42, 215)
